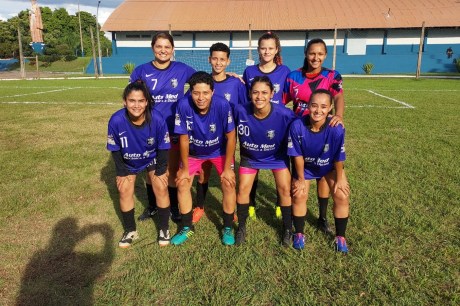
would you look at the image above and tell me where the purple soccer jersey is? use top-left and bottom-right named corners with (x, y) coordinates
top-left (287, 116), bottom-right (346, 179)
top-left (243, 64), bottom-right (291, 104)
top-left (129, 61), bottom-right (196, 131)
top-left (174, 95), bottom-right (235, 158)
top-left (233, 103), bottom-right (296, 169)
top-left (283, 67), bottom-right (343, 116)
top-left (214, 75), bottom-right (248, 107)
top-left (107, 108), bottom-right (171, 173)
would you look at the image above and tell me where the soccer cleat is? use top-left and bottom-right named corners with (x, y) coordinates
top-left (335, 236), bottom-right (349, 254)
top-left (282, 228), bottom-right (292, 247)
top-left (317, 217), bottom-right (333, 235)
top-left (248, 206), bottom-right (256, 220)
top-left (293, 233), bottom-right (305, 250)
top-left (171, 226), bottom-right (194, 245)
top-left (158, 229), bottom-right (170, 246)
top-left (275, 206), bottom-right (282, 219)
top-left (138, 207), bottom-right (158, 221)
top-left (221, 227), bottom-right (235, 246)
top-left (235, 225), bottom-right (246, 246)
top-left (118, 230), bottom-right (139, 248)
top-left (192, 207), bottom-right (205, 224)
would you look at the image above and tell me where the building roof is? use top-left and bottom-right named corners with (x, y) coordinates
top-left (102, 0), bottom-right (460, 32)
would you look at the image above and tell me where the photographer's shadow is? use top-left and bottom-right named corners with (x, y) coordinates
top-left (16, 217), bottom-right (114, 306)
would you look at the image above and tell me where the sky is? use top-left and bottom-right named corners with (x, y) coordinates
top-left (0, 0), bottom-right (124, 25)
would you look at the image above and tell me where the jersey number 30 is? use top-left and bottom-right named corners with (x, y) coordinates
top-left (238, 124), bottom-right (250, 136)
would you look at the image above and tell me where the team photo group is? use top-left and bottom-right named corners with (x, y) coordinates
top-left (106, 31), bottom-right (351, 253)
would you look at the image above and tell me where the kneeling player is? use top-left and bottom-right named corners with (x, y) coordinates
top-left (172, 72), bottom-right (237, 246)
top-left (288, 89), bottom-right (350, 253)
top-left (107, 81), bottom-right (171, 247)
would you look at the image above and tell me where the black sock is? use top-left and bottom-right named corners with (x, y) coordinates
top-left (250, 180), bottom-right (258, 207)
top-left (122, 208), bottom-right (136, 232)
top-left (168, 186), bottom-right (179, 216)
top-left (196, 182), bottom-right (208, 209)
top-left (157, 206), bottom-right (170, 231)
top-left (181, 210), bottom-right (193, 228)
top-left (276, 191), bottom-right (280, 207)
top-left (293, 215), bottom-right (305, 234)
top-left (223, 211), bottom-right (234, 228)
top-left (280, 206), bottom-right (292, 230)
top-left (335, 217), bottom-right (348, 237)
top-left (146, 183), bottom-right (157, 210)
top-left (318, 197), bottom-right (329, 220)
top-left (237, 203), bottom-right (249, 228)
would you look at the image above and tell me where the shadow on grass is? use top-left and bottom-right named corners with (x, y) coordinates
top-left (100, 157), bottom-right (158, 229)
top-left (16, 217), bottom-right (114, 305)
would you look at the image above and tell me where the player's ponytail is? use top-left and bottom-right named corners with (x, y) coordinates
top-left (258, 31), bottom-right (283, 65)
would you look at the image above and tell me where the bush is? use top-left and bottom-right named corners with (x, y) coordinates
top-left (123, 62), bottom-right (135, 74)
top-left (39, 54), bottom-right (61, 63)
top-left (64, 55), bottom-right (77, 62)
top-left (362, 63), bottom-right (374, 75)
top-left (455, 58), bottom-right (460, 73)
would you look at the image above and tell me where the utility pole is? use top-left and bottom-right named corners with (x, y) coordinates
top-left (78, 1), bottom-right (84, 56)
top-left (416, 21), bottom-right (425, 79)
top-left (96, 0), bottom-right (103, 76)
top-left (18, 26), bottom-right (25, 79)
top-left (90, 26), bottom-right (98, 78)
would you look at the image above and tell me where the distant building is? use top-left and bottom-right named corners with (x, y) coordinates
top-left (99, 0), bottom-right (460, 74)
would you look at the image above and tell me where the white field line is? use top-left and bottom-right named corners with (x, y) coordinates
top-left (347, 88), bottom-right (460, 92)
top-left (365, 90), bottom-right (415, 109)
top-left (347, 105), bottom-right (411, 109)
top-left (0, 86), bottom-right (124, 89)
top-left (1, 88), bottom-right (74, 98)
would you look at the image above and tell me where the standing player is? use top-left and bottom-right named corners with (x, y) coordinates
top-left (130, 32), bottom-right (196, 223)
top-left (172, 72), bottom-right (237, 246)
top-left (192, 42), bottom-right (248, 224)
top-left (107, 81), bottom-right (171, 247)
top-left (233, 76), bottom-right (296, 246)
top-left (288, 89), bottom-right (350, 253)
top-left (242, 31), bottom-right (291, 220)
top-left (283, 38), bottom-right (345, 235)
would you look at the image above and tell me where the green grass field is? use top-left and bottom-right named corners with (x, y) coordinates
top-left (0, 77), bottom-right (459, 305)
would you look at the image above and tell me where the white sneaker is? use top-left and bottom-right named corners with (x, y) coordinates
top-left (118, 230), bottom-right (139, 248)
top-left (158, 229), bottom-right (170, 246)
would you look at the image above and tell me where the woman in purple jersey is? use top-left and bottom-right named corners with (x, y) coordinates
top-left (106, 82), bottom-right (171, 248)
top-left (242, 31), bottom-right (291, 220)
top-left (283, 38), bottom-right (345, 236)
top-left (233, 76), bottom-right (295, 247)
top-left (287, 89), bottom-right (350, 253)
top-left (130, 32), bottom-right (196, 224)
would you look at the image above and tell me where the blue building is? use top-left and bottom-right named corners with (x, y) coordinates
top-left (98, 0), bottom-right (460, 75)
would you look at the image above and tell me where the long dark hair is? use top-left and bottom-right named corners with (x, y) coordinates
top-left (122, 81), bottom-right (153, 123)
top-left (258, 31), bottom-right (283, 65)
top-left (250, 75), bottom-right (274, 92)
top-left (302, 38), bottom-right (327, 76)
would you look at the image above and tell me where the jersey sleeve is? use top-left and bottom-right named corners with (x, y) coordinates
top-left (333, 125), bottom-right (346, 162)
top-left (129, 65), bottom-right (143, 83)
top-left (173, 99), bottom-right (189, 135)
top-left (223, 101), bottom-right (235, 134)
top-left (238, 81), bottom-right (249, 105)
top-left (282, 72), bottom-right (294, 105)
top-left (330, 71), bottom-right (343, 96)
top-left (155, 113), bottom-right (172, 150)
top-left (107, 115), bottom-right (121, 152)
top-left (287, 119), bottom-right (303, 157)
